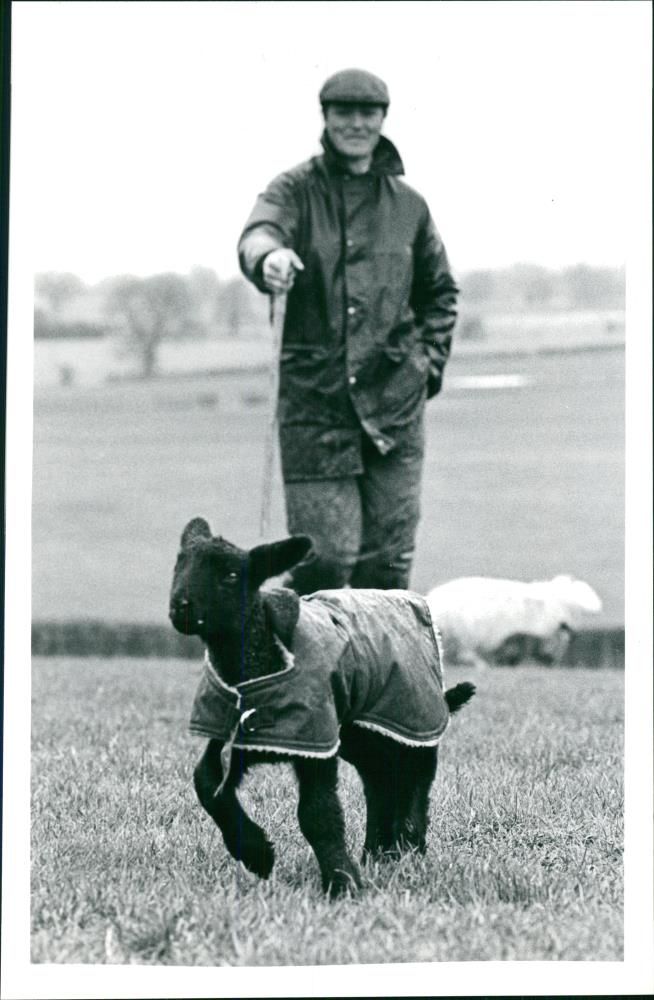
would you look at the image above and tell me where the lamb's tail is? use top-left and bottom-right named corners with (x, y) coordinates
top-left (445, 682), bottom-right (476, 714)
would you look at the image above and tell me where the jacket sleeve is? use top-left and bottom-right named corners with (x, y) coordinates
top-left (411, 205), bottom-right (459, 399)
top-left (237, 171), bottom-right (302, 293)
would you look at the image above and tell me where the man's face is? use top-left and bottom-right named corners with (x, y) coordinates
top-left (323, 102), bottom-right (385, 161)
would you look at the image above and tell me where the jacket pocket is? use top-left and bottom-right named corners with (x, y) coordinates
top-left (281, 344), bottom-right (331, 363)
top-left (382, 320), bottom-right (419, 363)
top-left (279, 424), bottom-right (363, 482)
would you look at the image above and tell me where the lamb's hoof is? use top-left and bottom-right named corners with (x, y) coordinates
top-left (361, 844), bottom-right (394, 862)
top-left (325, 863), bottom-right (362, 898)
top-left (241, 839), bottom-right (275, 879)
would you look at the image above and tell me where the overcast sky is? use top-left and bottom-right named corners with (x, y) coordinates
top-left (12, 0), bottom-right (650, 283)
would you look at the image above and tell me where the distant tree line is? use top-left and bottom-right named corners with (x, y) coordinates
top-left (34, 267), bottom-right (270, 377)
top-left (459, 263), bottom-right (624, 312)
top-left (34, 263), bottom-right (624, 377)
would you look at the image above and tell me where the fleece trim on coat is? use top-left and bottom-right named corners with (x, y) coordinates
top-left (189, 589), bottom-right (449, 757)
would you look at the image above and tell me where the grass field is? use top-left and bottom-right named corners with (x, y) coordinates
top-left (31, 657), bottom-right (624, 965)
top-left (32, 346), bottom-right (624, 626)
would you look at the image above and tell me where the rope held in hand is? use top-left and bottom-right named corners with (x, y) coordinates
top-left (259, 292), bottom-right (287, 539)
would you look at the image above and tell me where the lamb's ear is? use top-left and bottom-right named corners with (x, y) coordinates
top-left (248, 535), bottom-right (313, 588)
top-left (262, 589), bottom-right (301, 647)
top-left (180, 517), bottom-right (212, 548)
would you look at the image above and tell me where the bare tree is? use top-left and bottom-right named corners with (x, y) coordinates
top-left (35, 272), bottom-right (86, 315)
top-left (218, 276), bottom-right (269, 337)
top-left (188, 266), bottom-right (222, 330)
top-left (105, 273), bottom-right (193, 377)
top-left (460, 269), bottom-right (497, 305)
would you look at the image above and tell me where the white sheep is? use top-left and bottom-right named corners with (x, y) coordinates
top-left (425, 574), bottom-right (602, 668)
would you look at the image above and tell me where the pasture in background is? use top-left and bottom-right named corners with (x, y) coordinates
top-left (33, 308), bottom-right (625, 388)
top-left (31, 658), bottom-right (623, 964)
top-left (33, 263), bottom-right (624, 388)
top-left (30, 274), bottom-right (626, 967)
top-left (32, 346), bottom-right (624, 627)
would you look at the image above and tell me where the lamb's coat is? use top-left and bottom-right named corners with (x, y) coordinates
top-left (190, 588), bottom-right (449, 755)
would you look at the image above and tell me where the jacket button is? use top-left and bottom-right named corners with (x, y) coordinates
top-left (347, 305), bottom-right (356, 316)
top-left (349, 375), bottom-right (357, 385)
top-left (346, 239), bottom-right (354, 248)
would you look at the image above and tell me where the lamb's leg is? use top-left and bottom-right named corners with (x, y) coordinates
top-left (389, 747), bottom-right (438, 855)
top-left (536, 624), bottom-right (572, 664)
top-left (357, 744), bottom-right (438, 858)
top-left (294, 757), bottom-right (362, 897)
top-left (360, 772), bottom-right (427, 857)
top-left (339, 726), bottom-right (399, 857)
top-left (361, 776), bottom-right (395, 856)
top-left (193, 741), bottom-right (274, 879)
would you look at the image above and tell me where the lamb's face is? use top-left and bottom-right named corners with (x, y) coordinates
top-left (168, 518), bottom-right (313, 639)
top-left (169, 520), bottom-right (249, 638)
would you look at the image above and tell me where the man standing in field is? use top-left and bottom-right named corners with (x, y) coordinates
top-left (238, 69), bottom-right (458, 593)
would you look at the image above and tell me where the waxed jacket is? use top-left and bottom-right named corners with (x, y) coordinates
top-left (189, 589), bottom-right (450, 756)
top-left (238, 134), bottom-right (458, 481)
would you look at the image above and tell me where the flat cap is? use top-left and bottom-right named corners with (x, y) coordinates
top-left (319, 68), bottom-right (390, 108)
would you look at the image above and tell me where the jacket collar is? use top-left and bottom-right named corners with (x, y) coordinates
top-left (320, 130), bottom-right (405, 177)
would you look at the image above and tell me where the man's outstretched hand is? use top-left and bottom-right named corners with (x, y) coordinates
top-left (262, 248), bottom-right (305, 293)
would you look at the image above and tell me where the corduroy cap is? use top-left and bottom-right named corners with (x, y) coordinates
top-left (319, 68), bottom-right (390, 108)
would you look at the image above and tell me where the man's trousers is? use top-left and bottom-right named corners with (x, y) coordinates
top-left (283, 419), bottom-right (424, 594)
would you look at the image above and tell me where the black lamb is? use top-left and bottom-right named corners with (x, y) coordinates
top-left (169, 516), bottom-right (475, 897)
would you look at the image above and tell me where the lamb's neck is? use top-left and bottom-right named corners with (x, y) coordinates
top-left (205, 601), bottom-right (285, 688)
